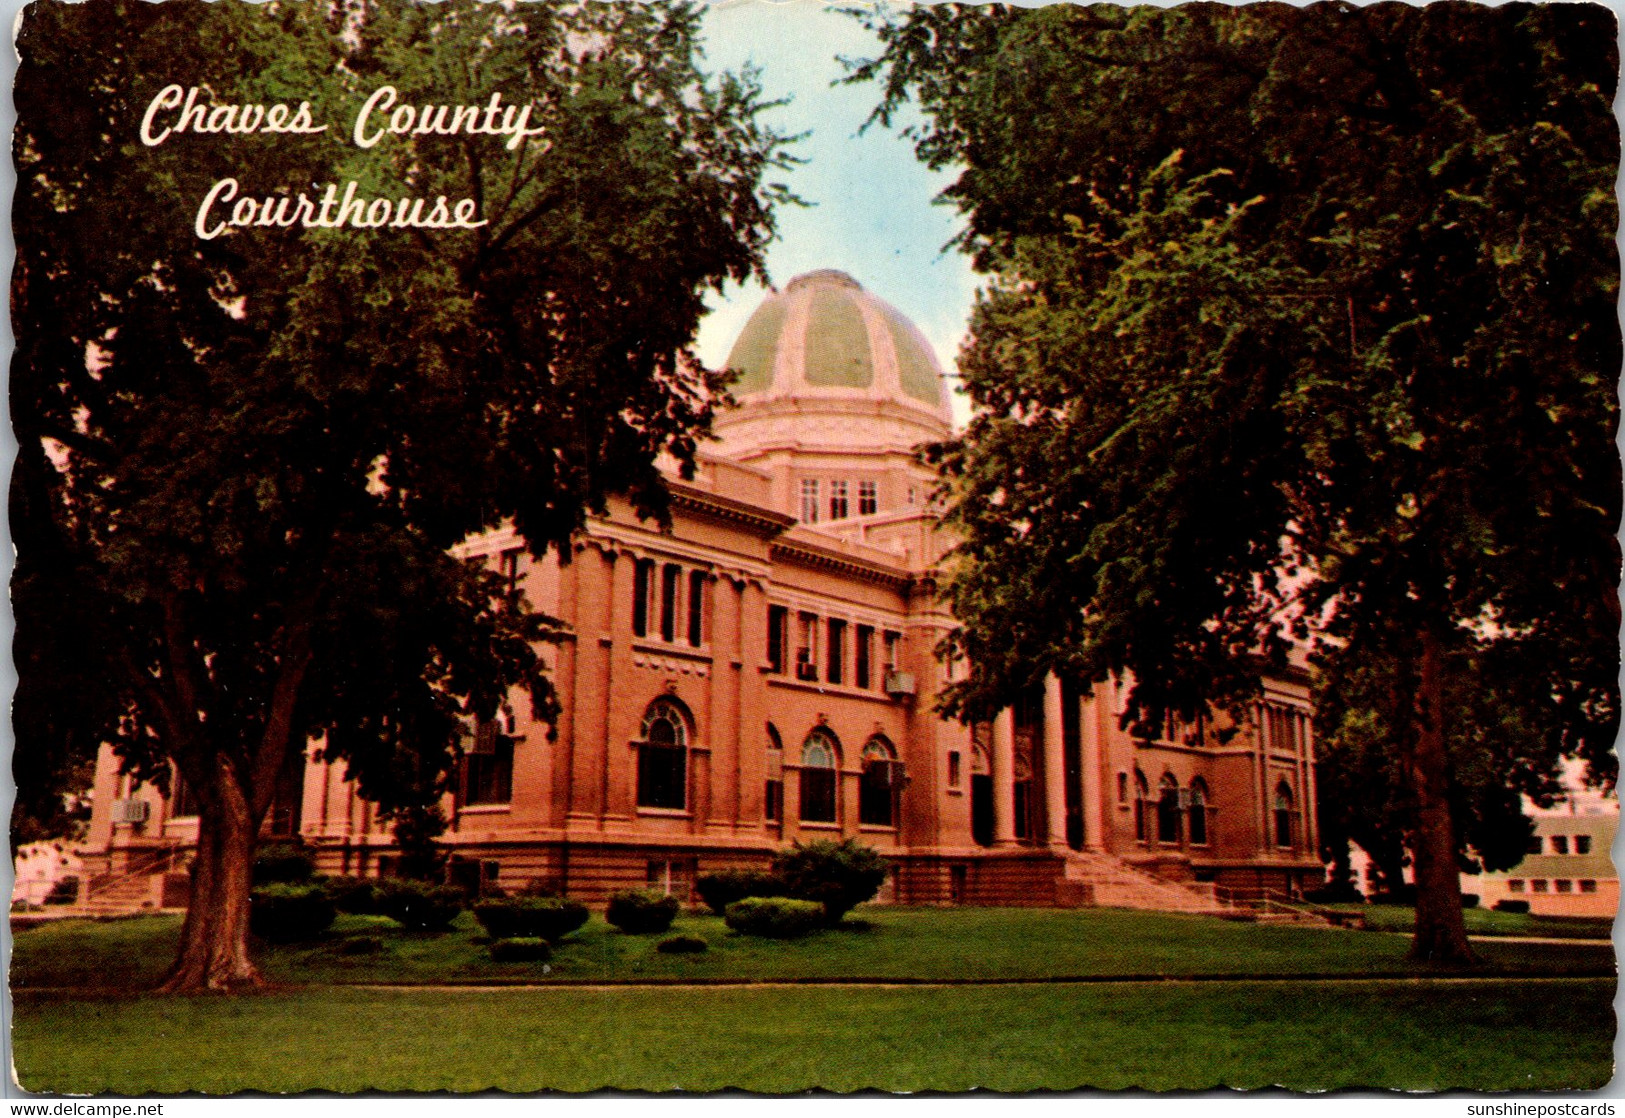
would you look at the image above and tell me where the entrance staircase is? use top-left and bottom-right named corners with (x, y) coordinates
top-left (69, 849), bottom-right (187, 917)
top-left (1055, 851), bottom-right (1232, 915)
top-left (1053, 852), bottom-right (1335, 924)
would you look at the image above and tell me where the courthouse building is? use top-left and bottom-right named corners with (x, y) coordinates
top-left (84, 270), bottom-right (1323, 909)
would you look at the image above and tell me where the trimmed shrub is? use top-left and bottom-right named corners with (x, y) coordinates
top-left (724, 896), bottom-right (825, 939)
top-left (1302, 882), bottom-right (1363, 905)
top-left (473, 897), bottom-right (591, 941)
top-left (1371, 884), bottom-right (1417, 906)
top-left (657, 933), bottom-right (709, 954)
top-left (772, 839), bottom-right (890, 925)
top-left (489, 937), bottom-right (553, 963)
top-left (376, 877), bottom-right (464, 931)
top-left (336, 935), bottom-right (386, 956)
top-left (250, 883), bottom-right (336, 942)
top-left (605, 889), bottom-right (679, 934)
top-left (695, 870), bottom-right (787, 916)
top-left (1494, 899), bottom-right (1531, 914)
top-left (1460, 893), bottom-right (1480, 909)
top-left (253, 842), bottom-right (316, 885)
top-left (321, 875), bottom-right (381, 914)
top-left (42, 877), bottom-right (79, 906)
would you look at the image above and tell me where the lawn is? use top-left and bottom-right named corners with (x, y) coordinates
top-left (13, 978), bottom-right (1614, 1093)
top-left (11, 905), bottom-right (1614, 991)
top-left (1326, 903), bottom-right (1614, 940)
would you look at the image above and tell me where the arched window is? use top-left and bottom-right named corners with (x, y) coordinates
top-left (1274, 782), bottom-right (1295, 849)
top-left (859, 738), bottom-right (899, 827)
top-left (637, 700), bottom-right (689, 811)
top-left (1013, 755), bottom-right (1035, 841)
top-left (1134, 770), bottom-right (1150, 842)
top-left (1157, 774), bottom-right (1182, 845)
top-left (800, 730), bottom-right (839, 824)
top-left (1189, 779), bottom-right (1210, 846)
top-left (764, 723), bottom-right (784, 822)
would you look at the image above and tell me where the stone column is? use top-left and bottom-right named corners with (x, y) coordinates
top-left (1042, 675), bottom-right (1068, 849)
top-left (1081, 685), bottom-right (1105, 851)
top-left (991, 707), bottom-right (1019, 847)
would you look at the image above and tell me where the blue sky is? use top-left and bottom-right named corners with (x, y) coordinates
top-left (692, 0), bottom-right (981, 420)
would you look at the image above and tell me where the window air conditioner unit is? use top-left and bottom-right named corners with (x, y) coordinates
top-left (795, 650), bottom-right (818, 682)
top-left (113, 798), bottom-right (150, 824)
top-left (883, 670), bottom-right (916, 697)
top-left (469, 720), bottom-right (499, 755)
top-left (871, 760), bottom-right (906, 788)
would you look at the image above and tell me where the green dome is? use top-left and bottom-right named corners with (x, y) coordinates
top-left (722, 270), bottom-right (950, 421)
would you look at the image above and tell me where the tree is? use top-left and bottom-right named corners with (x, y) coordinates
top-left (852, 3), bottom-right (1619, 964)
top-left (13, 0), bottom-right (792, 991)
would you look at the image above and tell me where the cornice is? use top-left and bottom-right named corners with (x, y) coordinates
top-left (665, 483), bottom-right (797, 538)
top-left (770, 537), bottom-right (914, 590)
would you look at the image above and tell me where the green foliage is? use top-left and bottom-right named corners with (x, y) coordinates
top-left (851, 2), bottom-right (1619, 961)
top-left (772, 840), bottom-right (890, 924)
top-left (249, 885), bottom-right (336, 943)
top-left (605, 890), bottom-right (679, 935)
top-left (656, 933), bottom-right (709, 954)
top-left (389, 807), bottom-right (449, 884)
top-left (376, 879), bottom-right (464, 933)
top-left (320, 877), bottom-right (381, 916)
top-left (253, 844), bottom-right (317, 886)
top-left (695, 870), bottom-right (788, 916)
top-left (723, 896), bottom-right (826, 939)
top-left (335, 935), bottom-right (387, 957)
top-left (488, 937), bottom-right (552, 963)
top-left (472, 898), bottom-right (590, 941)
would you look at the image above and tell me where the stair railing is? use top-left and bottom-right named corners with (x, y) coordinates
top-left (77, 847), bottom-right (184, 910)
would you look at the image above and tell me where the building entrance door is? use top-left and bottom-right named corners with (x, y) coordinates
top-left (971, 774), bottom-right (994, 846)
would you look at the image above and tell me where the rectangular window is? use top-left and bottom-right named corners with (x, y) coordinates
top-left (637, 740), bottom-right (687, 810)
top-left (660, 564), bottom-right (680, 642)
top-left (1508, 879), bottom-right (1525, 893)
top-left (796, 613), bottom-right (819, 681)
top-left (463, 729), bottom-right (514, 806)
top-left (765, 780), bottom-right (782, 822)
top-left (1527, 836), bottom-right (1544, 854)
top-left (687, 569), bottom-right (705, 647)
top-left (632, 559), bottom-right (655, 637)
top-left (1532, 879), bottom-right (1549, 893)
top-left (827, 619), bottom-right (846, 684)
top-left (1551, 835), bottom-right (1569, 855)
top-left (947, 751), bottom-right (962, 788)
top-left (1117, 772), bottom-right (1129, 804)
top-left (767, 605), bottom-right (788, 673)
top-left (1555, 879), bottom-right (1573, 893)
top-left (800, 768), bottom-right (837, 823)
top-left (1580, 879), bottom-right (1598, 893)
top-left (829, 480), bottom-right (849, 520)
top-left (883, 630), bottom-right (901, 672)
top-left (858, 480), bottom-right (878, 516)
top-left (855, 624), bottom-right (874, 689)
top-left (1575, 835), bottom-right (1593, 855)
top-left (800, 478), bottom-right (820, 523)
top-left (499, 548), bottom-right (524, 609)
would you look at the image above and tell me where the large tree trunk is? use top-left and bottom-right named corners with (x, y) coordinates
top-left (1405, 626), bottom-right (1479, 966)
top-left (160, 756), bottom-right (263, 992)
